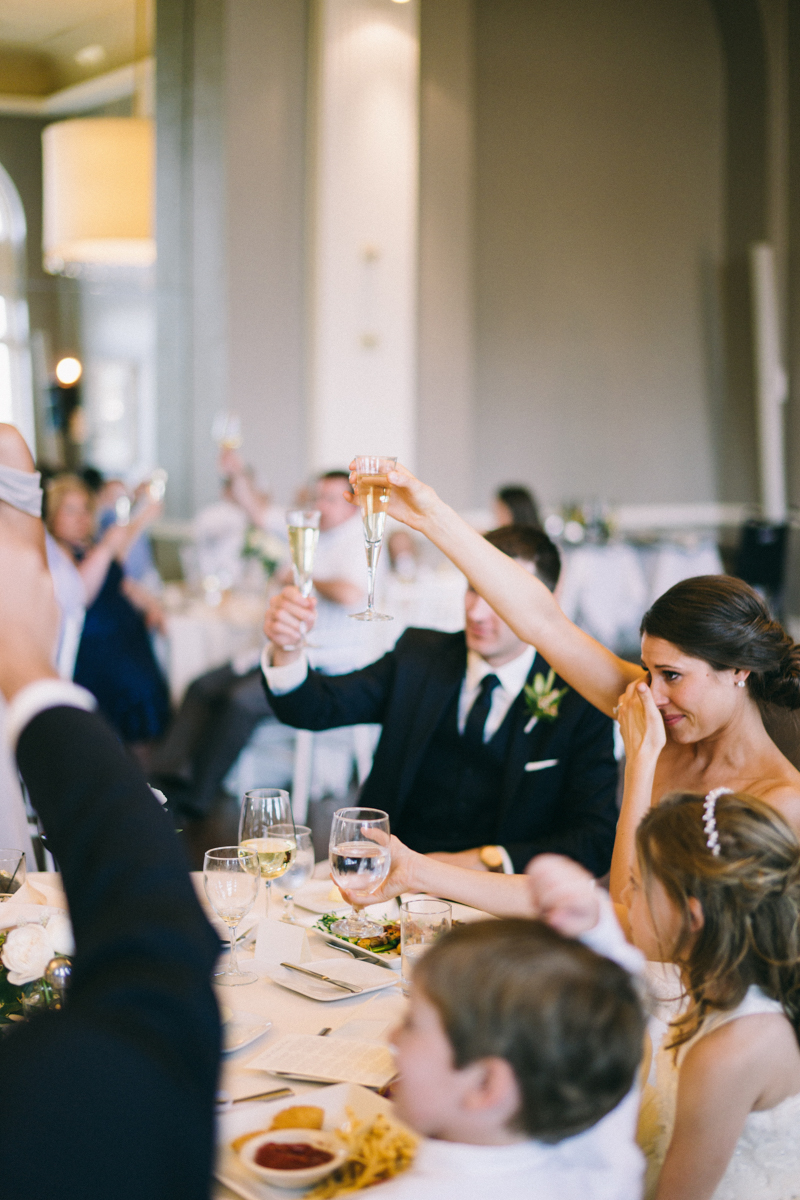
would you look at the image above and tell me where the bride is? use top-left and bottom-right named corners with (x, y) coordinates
top-left (355, 463), bottom-right (800, 833)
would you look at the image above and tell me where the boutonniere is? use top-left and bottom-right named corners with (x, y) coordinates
top-left (523, 669), bottom-right (568, 733)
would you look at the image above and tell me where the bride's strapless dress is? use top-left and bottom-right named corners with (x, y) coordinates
top-left (638, 982), bottom-right (800, 1200)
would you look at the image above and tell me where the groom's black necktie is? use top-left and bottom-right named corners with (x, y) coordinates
top-left (463, 673), bottom-right (501, 748)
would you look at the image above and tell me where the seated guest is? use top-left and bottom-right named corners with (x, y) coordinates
top-left (263, 526), bottom-right (618, 875)
top-left (150, 467), bottom-right (368, 818)
top-left (0, 529), bottom-right (220, 1200)
top-left (493, 483), bottom-right (542, 529)
top-left (46, 474), bottom-right (169, 752)
top-left (377, 915), bottom-right (645, 1199)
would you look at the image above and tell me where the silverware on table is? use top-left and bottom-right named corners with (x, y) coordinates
top-left (279, 962), bottom-right (363, 994)
top-left (317, 938), bottom-right (395, 970)
top-left (215, 1086), bottom-right (294, 1107)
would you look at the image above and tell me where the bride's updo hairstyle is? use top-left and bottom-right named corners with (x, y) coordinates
top-left (640, 575), bottom-right (800, 709)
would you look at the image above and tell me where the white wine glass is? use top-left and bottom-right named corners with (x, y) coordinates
top-left (203, 845), bottom-right (260, 986)
top-left (350, 455), bottom-right (396, 621)
top-left (328, 807), bottom-right (390, 938)
top-left (238, 788), bottom-right (296, 918)
top-left (212, 411), bottom-right (243, 449)
top-left (279, 825), bottom-right (315, 921)
top-left (284, 508), bottom-right (321, 649)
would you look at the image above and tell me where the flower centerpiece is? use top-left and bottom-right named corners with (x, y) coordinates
top-left (241, 527), bottom-right (286, 580)
top-left (0, 912), bottom-right (73, 1024)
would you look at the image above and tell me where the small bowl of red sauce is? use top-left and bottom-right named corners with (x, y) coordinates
top-left (239, 1127), bottom-right (347, 1188)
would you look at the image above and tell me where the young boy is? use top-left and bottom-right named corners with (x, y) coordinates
top-left (380, 917), bottom-right (646, 1200)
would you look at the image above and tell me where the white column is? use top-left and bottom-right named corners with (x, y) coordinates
top-left (309, 0), bottom-right (419, 473)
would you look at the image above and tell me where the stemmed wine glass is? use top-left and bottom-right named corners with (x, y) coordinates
top-left (284, 508), bottom-right (321, 649)
top-left (279, 825), bottom-right (315, 922)
top-left (212, 411), bottom-right (243, 449)
top-left (350, 456), bottom-right (396, 621)
top-left (238, 789), bottom-right (296, 918)
top-left (328, 807), bottom-right (391, 938)
top-left (203, 845), bottom-right (260, 985)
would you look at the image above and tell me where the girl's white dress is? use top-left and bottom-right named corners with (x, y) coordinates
top-left (639, 984), bottom-right (800, 1200)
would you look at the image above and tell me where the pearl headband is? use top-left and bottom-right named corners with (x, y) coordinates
top-left (0, 463), bottom-right (42, 517)
top-left (703, 787), bottom-right (732, 857)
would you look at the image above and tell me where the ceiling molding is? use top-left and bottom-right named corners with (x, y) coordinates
top-left (0, 57), bottom-right (151, 117)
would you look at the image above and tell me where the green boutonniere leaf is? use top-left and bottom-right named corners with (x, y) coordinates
top-left (524, 669), bottom-right (568, 722)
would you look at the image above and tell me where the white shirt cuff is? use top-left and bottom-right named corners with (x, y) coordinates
top-left (498, 846), bottom-right (514, 875)
top-left (6, 679), bottom-right (97, 752)
top-left (579, 890), bottom-right (645, 978)
top-left (260, 645), bottom-right (309, 695)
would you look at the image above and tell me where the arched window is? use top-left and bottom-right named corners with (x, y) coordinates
top-left (0, 163), bottom-right (34, 450)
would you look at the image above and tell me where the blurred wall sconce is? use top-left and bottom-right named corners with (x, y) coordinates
top-left (55, 356), bottom-right (82, 386)
top-left (42, 117), bottom-right (155, 276)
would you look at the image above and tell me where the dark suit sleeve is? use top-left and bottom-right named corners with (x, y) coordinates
top-left (0, 706), bottom-right (221, 1200)
top-left (263, 648), bottom-right (398, 729)
top-left (503, 704), bottom-right (619, 876)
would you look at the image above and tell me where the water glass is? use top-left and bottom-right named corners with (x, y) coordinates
top-left (280, 825), bottom-right (315, 921)
top-left (0, 849), bottom-right (26, 901)
top-left (329, 807), bottom-right (390, 938)
top-left (238, 788), bottom-right (295, 917)
top-left (401, 898), bottom-right (452, 991)
top-left (203, 846), bottom-right (260, 986)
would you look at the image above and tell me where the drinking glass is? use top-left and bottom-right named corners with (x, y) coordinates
top-left (238, 789), bottom-right (296, 918)
top-left (284, 508), bottom-right (321, 649)
top-left (350, 455), bottom-right (396, 621)
top-left (280, 825), bottom-right (315, 921)
top-left (212, 411), bottom-right (243, 449)
top-left (328, 807), bottom-right (391, 938)
top-left (203, 846), bottom-right (260, 985)
top-left (400, 898), bottom-right (451, 991)
top-left (0, 849), bottom-right (25, 901)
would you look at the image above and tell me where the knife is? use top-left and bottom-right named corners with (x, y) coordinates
top-left (318, 938), bottom-right (396, 970)
top-left (279, 962), bottom-right (363, 994)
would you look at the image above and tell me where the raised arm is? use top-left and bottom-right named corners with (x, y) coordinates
top-left (350, 463), bottom-right (644, 717)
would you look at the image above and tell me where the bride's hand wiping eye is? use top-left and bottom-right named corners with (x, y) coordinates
top-left (616, 679), bottom-right (666, 764)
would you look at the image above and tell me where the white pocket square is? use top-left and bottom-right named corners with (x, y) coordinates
top-left (524, 758), bottom-right (559, 772)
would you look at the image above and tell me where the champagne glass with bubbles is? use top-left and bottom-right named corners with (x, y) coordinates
top-left (203, 845), bottom-right (260, 985)
top-left (329, 808), bottom-right (391, 938)
top-left (350, 456), bottom-right (396, 622)
top-left (238, 789), bottom-right (296, 918)
top-left (285, 508), bottom-right (321, 648)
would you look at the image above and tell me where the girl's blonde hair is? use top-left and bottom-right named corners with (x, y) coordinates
top-left (636, 790), bottom-right (800, 1049)
top-left (44, 474), bottom-right (91, 537)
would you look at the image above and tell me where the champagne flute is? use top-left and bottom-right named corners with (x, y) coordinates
top-left (212, 411), bottom-right (243, 449)
top-left (285, 508), bottom-right (321, 649)
top-left (328, 807), bottom-right (391, 938)
top-left (279, 825), bottom-right (315, 921)
top-left (238, 788), bottom-right (296, 918)
top-left (350, 455), bottom-right (396, 621)
top-left (203, 846), bottom-right (260, 985)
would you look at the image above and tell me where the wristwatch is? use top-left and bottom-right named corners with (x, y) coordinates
top-left (479, 845), bottom-right (505, 872)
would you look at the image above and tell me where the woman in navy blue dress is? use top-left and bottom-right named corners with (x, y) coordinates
top-left (46, 475), bottom-right (169, 747)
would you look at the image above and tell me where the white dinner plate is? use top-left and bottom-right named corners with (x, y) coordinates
top-left (215, 1082), bottom-right (414, 1200)
top-left (312, 927), bottom-right (401, 971)
top-left (292, 879), bottom-right (350, 915)
top-left (223, 1010), bottom-right (273, 1054)
top-left (266, 957), bottom-right (399, 1003)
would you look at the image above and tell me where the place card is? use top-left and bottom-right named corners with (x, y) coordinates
top-left (253, 917), bottom-right (306, 967)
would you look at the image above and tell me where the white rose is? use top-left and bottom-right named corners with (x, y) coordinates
top-left (45, 913), bottom-right (74, 957)
top-left (2, 923), bottom-right (55, 986)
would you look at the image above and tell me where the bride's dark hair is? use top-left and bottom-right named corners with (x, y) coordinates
top-left (641, 575), bottom-right (800, 710)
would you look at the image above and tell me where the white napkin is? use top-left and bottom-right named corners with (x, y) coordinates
top-left (253, 917), bottom-right (306, 966)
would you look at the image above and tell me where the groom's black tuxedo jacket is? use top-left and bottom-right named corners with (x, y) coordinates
top-left (264, 628), bottom-right (618, 874)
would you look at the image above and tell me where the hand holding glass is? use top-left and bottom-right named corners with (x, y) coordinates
top-left (350, 456), bottom-right (396, 621)
top-left (203, 846), bottom-right (260, 985)
top-left (238, 788), bottom-right (296, 918)
top-left (329, 808), bottom-right (391, 938)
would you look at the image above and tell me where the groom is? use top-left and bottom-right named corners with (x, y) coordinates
top-left (262, 525), bottom-right (618, 876)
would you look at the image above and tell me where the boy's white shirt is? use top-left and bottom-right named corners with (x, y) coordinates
top-left (380, 895), bottom-right (645, 1200)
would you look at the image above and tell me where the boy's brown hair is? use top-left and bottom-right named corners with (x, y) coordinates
top-left (414, 918), bottom-right (644, 1142)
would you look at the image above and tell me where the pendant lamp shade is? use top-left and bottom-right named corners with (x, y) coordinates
top-left (42, 117), bottom-right (155, 274)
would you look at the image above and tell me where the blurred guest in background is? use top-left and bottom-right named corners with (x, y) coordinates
top-left (493, 484), bottom-right (542, 530)
top-left (46, 475), bottom-right (169, 757)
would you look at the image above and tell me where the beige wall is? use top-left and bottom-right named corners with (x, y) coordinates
top-left (468, 0), bottom-right (725, 510)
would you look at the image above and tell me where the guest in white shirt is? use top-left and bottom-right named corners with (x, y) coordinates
top-left (376, 911), bottom-right (645, 1200)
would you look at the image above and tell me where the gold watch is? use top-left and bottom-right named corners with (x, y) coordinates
top-left (479, 845), bottom-right (505, 872)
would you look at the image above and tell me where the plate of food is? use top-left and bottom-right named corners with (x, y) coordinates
top-left (215, 1083), bottom-right (417, 1199)
top-left (313, 914), bottom-right (401, 970)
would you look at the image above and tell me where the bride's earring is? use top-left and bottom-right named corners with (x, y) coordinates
top-left (736, 680), bottom-right (746, 688)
